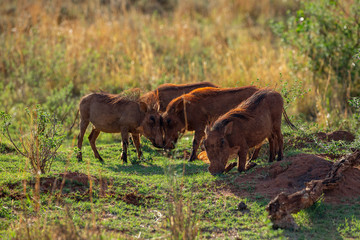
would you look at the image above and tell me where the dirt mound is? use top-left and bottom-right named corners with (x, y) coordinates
top-left (122, 192), bottom-right (155, 206)
top-left (287, 130), bottom-right (355, 150)
top-left (0, 172), bottom-right (156, 205)
top-left (0, 143), bottom-right (16, 153)
top-left (0, 172), bottom-right (109, 200)
top-left (317, 130), bottom-right (355, 142)
top-left (233, 154), bottom-right (360, 204)
top-left (35, 172), bottom-right (108, 195)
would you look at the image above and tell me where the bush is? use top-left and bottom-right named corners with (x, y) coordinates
top-left (271, 0), bottom-right (360, 112)
top-left (0, 106), bottom-right (65, 174)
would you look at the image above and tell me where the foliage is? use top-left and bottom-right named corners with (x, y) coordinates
top-left (164, 164), bottom-right (199, 240)
top-left (338, 216), bottom-right (360, 238)
top-left (0, 106), bottom-right (65, 174)
top-left (0, 0), bottom-right (318, 126)
top-left (277, 73), bottom-right (311, 109)
top-left (271, 0), bottom-right (360, 112)
top-left (349, 97), bottom-right (360, 120)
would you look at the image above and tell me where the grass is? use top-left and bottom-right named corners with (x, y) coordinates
top-left (1, 127), bottom-right (360, 239)
top-left (1, 0), bottom-right (360, 238)
top-left (0, 0), bottom-right (331, 128)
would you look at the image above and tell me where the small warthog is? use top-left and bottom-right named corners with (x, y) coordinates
top-left (161, 86), bottom-right (259, 161)
top-left (140, 82), bottom-right (218, 112)
top-left (76, 92), bottom-right (162, 163)
top-left (204, 89), bottom-right (293, 175)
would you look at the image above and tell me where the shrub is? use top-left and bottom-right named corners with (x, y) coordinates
top-left (0, 106), bottom-right (65, 174)
top-left (271, 0), bottom-right (360, 112)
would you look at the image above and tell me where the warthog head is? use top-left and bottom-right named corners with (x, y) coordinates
top-left (204, 123), bottom-right (233, 175)
top-left (161, 111), bottom-right (185, 150)
top-left (139, 103), bottom-right (164, 148)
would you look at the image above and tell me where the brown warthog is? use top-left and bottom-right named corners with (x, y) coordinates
top-left (140, 82), bottom-right (218, 112)
top-left (204, 89), bottom-right (291, 175)
top-left (162, 86), bottom-right (259, 161)
top-left (76, 92), bottom-right (162, 163)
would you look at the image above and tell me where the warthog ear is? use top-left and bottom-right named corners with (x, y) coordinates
top-left (174, 100), bottom-right (184, 113)
top-left (205, 125), bottom-right (210, 136)
top-left (224, 121), bottom-right (233, 135)
top-left (139, 102), bottom-right (148, 113)
top-left (154, 102), bottom-right (160, 112)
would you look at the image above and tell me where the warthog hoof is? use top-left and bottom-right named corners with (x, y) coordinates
top-left (77, 153), bottom-right (83, 162)
top-left (224, 162), bottom-right (237, 173)
top-left (121, 153), bottom-right (128, 163)
top-left (98, 156), bottom-right (105, 164)
top-left (188, 154), bottom-right (196, 162)
top-left (245, 162), bottom-right (257, 170)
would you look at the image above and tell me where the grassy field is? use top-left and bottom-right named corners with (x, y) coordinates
top-left (1, 127), bottom-right (360, 239)
top-left (1, 0), bottom-right (360, 239)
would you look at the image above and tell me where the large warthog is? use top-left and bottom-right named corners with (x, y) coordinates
top-left (76, 92), bottom-right (162, 163)
top-left (140, 82), bottom-right (218, 112)
top-left (161, 86), bottom-right (259, 161)
top-left (204, 89), bottom-right (294, 175)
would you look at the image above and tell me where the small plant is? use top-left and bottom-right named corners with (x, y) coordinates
top-left (8, 207), bottom-right (104, 240)
top-left (164, 164), bottom-right (199, 240)
top-left (277, 73), bottom-right (310, 109)
top-left (349, 97), bottom-right (360, 129)
top-left (338, 216), bottom-right (360, 238)
top-left (0, 106), bottom-right (65, 174)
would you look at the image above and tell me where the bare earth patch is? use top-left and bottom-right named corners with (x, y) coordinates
top-left (231, 153), bottom-right (360, 204)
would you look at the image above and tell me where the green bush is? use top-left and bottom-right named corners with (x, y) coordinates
top-left (0, 106), bottom-right (65, 174)
top-left (271, 0), bottom-right (360, 111)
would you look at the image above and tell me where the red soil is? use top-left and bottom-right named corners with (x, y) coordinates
top-left (231, 153), bottom-right (360, 204)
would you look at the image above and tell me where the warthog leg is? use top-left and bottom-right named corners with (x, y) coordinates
top-left (268, 136), bottom-right (275, 162)
top-left (88, 128), bottom-right (104, 163)
top-left (120, 128), bottom-right (129, 163)
top-left (224, 162), bottom-right (237, 173)
top-left (237, 147), bottom-right (249, 172)
top-left (250, 145), bottom-right (262, 161)
top-left (276, 130), bottom-right (283, 161)
top-left (189, 130), bottom-right (205, 162)
top-left (131, 133), bottom-right (143, 159)
top-left (77, 118), bottom-right (89, 162)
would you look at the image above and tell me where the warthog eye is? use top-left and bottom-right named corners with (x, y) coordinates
top-left (220, 138), bottom-right (225, 147)
top-left (150, 115), bottom-right (155, 123)
top-left (167, 118), bottom-right (171, 126)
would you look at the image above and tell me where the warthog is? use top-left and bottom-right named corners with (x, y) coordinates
top-left (161, 86), bottom-right (259, 161)
top-left (76, 92), bottom-right (162, 163)
top-left (140, 82), bottom-right (218, 112)
top-left (204, 89), bottom-right (294, 175)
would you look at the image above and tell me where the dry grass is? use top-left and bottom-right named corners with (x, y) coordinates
top-left (0, 0), bottom-right (337, 125)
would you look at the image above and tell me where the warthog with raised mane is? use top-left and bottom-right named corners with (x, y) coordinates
top-left (140, 82), bottom-right (218, 112)
top-left (161, 86), bottom-right (259, 161)
top-left (204, 89), bottom-right (293, 175)
top-left (76, 92), bottom-right (162, 163)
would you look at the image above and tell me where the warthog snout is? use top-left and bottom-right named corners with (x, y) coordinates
top-left (208, 163), bottom-right (225, 175)
top-left (164, 141), bottom-right (176, 150)
top-left (151, 140), bottom-right (164, 149)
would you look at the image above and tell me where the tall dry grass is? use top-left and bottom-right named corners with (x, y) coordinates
top-left (0, 0), bottom-right (336, 125)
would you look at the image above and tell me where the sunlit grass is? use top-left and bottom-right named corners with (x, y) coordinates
top-left (0, 0), bottom-right (319, 124)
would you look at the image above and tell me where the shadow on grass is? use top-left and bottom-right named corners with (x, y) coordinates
top-left (105, 161), bottom-right (209, 176)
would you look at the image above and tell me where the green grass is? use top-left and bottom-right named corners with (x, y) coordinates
top-left (1, 128), bottom-right (359, 239)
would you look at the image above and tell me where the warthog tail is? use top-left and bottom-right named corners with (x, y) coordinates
top-left (69, 109), bottom-right (80, 132)
top-left (282, 108), bottom-right (297, 131)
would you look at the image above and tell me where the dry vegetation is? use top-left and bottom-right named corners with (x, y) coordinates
top-left (1, 0), bottom-right (317, 121)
